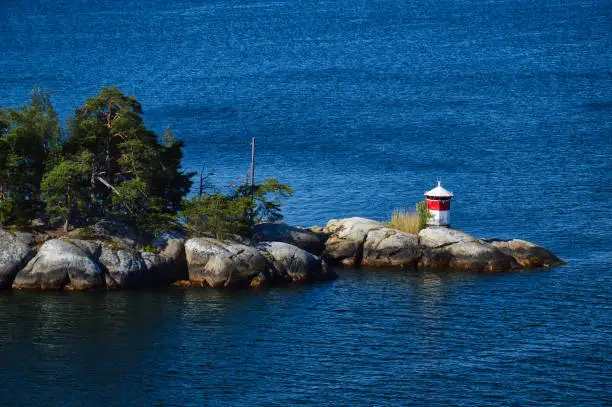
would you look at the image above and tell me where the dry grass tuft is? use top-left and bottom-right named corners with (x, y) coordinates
top-left (386, 208), bottom-right (421, 234)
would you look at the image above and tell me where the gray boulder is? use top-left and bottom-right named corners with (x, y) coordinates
top-left (142, 238), bottom-right (187, 284)
top-left (100, 246), bottom-right (147, 288)
top-left (419, 227), bottom-right (480, 247)
top-left (185, 238), bottom-right (228, 277)
top-left (362, 228), bottom-right (419, 268)
top-left (67, 239), bottom-right (102, 260)
top-left (0, 229), bottom-right (36, 289)
top-left (185, 238), bottom-right (271, 288)
top-left (419, 227), bottom-right (517, 271)
top-left (252, 223), bottom-right (326, 255)
top-left (13, 239), bottom-right (104, 290)
top-left (322, 217), bottom-right (383, 266)
top-left (486, 239), bottom-right (565, 268)
top-left (256, 241), bottom-right (335, 283)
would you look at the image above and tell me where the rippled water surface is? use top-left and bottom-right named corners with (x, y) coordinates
top-left (1, 0), bottom-right (611, 405)
top-left (0, 268), bottom-right (610, 406)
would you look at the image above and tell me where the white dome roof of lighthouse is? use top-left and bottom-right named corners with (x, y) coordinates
top-left (425, 181), bottom-right (454, 198)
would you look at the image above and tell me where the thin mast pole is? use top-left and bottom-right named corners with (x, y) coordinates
top-left (250, 137), bottom-right (255, 201)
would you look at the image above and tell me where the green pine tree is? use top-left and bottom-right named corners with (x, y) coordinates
top-left (41, 152), bottom-right (93, 231)
top-left (62, 87), bottom-right (192, 233)
top-left (0, 88), bottom-right (61, 226)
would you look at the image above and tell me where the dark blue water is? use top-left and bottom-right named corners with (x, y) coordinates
top-left (1, 0), bottom-right (611, 405)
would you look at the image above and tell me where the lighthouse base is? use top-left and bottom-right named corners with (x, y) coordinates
top-left (427, 209), bottom-right (450, 227)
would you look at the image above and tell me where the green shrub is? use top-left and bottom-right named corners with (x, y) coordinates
top-left (180, 178), bottom-right (292, 239)
top-left (415, 200), bottom-right (432, 230)
top-left (181, 193), bottom-right (252, 239)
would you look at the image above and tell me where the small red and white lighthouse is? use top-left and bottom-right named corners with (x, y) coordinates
top-left (424, 180), bottom-right (454, 227)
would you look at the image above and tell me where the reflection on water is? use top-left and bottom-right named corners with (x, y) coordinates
top-left (0, 266), bottom-right (609, 406)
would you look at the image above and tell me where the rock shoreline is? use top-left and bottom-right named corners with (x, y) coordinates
top-left (321, 217), bottom-right (564, 271)
top-left (0, 217), bottom-right (564, 291)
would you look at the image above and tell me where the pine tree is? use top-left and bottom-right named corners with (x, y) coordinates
top-left (62, 87), bottom-right (192, 233)
top-left (0, 88), bottom-right (61, 226)
top-left (40, 152), bottom-right (93, 231)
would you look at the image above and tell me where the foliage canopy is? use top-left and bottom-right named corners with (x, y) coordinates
top-left (0, 88), bottom-right (61, 225)
top-left (60, 86), bottom-right (193, 232)
top-left (1, 87), bottom-right (193, 235)
top-left (1, 87), bottom-right (293, 241)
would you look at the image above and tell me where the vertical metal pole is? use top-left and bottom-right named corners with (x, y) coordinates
top-left (250, 137), bottom-right (255, 200)
top-left (65, 174), bottom-right (72, 232)
top-left (199, 167), bottom-right (204, 199)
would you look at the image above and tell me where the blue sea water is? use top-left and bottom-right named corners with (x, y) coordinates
top-left (0, 0), bottom-right (611, 405)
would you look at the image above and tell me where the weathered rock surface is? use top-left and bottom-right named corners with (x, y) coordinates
top-left (13, 239), bottom-right (104, 290)
top-left (362, 228), bottom-right (419, 268)
top-left (142, 238), bottom-right (187, 284)
top-left (419, 227), bottom-right (517, 271)
top-left (67, 239), bottom-right (102, 260)
top-left (418, 227), bottom-right (479, 247)
top-left (185, 238), bottom-right (270, 288)
top-left (253, 223), bottom-right (326, 255)
top-left (185, 238), bottom-right (227, 275)
top-left (0, 230), bottom-right (36, 289)
top-left (486, 239), bottom-right (565, 268)
top-left (100, 246), bottom-right (147, 288)
top-left (256, 241), bottom-right (335, 282)
top-left (2, 216), bottom-right (565, 291)
top-left (322, 217), bottom-right (383, 266)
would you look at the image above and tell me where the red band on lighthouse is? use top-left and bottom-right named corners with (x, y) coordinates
top-left (427, 200), bottom-right (450, 211)
top-left (424, 180), bottom-right (454, 227)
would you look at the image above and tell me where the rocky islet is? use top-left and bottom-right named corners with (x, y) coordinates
top-left (0, 217), bottom-right (564, 291)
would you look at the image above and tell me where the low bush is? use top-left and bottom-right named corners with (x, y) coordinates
top-left (386, 209), bottom-right (420, 234)
top-left (180, 178), bottom-right (292, 239)
top-left (387, 200), bottom-right (431, 234)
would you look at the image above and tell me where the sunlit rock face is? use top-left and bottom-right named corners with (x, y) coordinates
top-left (418, 227), bottom-right (517, 271)
top-left (256, 241), bottom-right (335, 283)
top-left (13, 239), bottom-right (104, 290)
top-left (485, 239), bottom-right (565, 268)
top-left (362, 228), bottom-right (419, 268)
top-left (0, 230), bottom-right (35, 289)
top-left (185, 238), bottom-right (271, 288)
top-left (322, 217), bottom-right (384, 266)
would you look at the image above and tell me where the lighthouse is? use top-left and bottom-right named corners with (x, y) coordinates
top-left (424, 180), bottom-right (454, 227)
